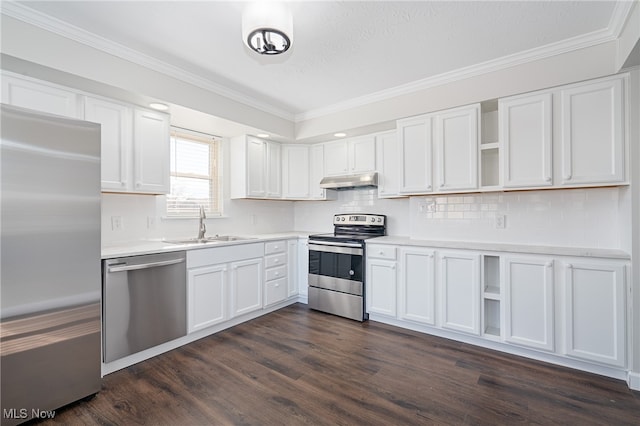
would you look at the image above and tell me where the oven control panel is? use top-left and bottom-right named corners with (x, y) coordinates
top-left (333, 214), bottom-right (385, 226)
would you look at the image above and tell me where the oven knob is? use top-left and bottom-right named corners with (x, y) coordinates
top-left (370, 217), bottom-right (375, 223)
top-left (377, 218), bottom-right (382, 223)
top-left (341, 217), bottom-right (346, 221)
top-left (349, 270), bottom-right (355, 276)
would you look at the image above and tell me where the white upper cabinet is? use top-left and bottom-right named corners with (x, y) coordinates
top-left (434, 104), bottom-right (479, 192)
top-left (282, 145), bottom-right (310, 199)
top-left (309, 144), bottom-right (329, 200)
top-left (133, 108), bottom-right (170, 194)
top-left (397, 115), bottom-right (433, 194)
top-left (2, 73), bottom-right (81, 118)
top-left (500, 92), bottom-right (553, 188)
top-left (84, 96), bottom-right (132, 191)
top-left (560, 76), bottom-right (625, 186)
top-left (230, 135), bottom-right (281, 199)
top-left (375, 130), bottom-right (400, 198)
top-left (266, 141), bottom-right (282, 198)
top-left (503, 256), bottom-right (555, 351)
top-left (563, 261), bottom-right (626, 367)
top-left (323, 136), bottom-right (376, 176)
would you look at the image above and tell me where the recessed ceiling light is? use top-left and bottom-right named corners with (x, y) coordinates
top-left (149, 102), bottom-right (169, 111)
top-left (257, 133), bottom-right (270, 138)
top-left (334, 132), bottom-right (347, 138)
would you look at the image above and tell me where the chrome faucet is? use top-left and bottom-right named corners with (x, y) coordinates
top-left (197, 206), bottom-right (206, 240)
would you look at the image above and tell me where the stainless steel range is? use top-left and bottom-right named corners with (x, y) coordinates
top-left (308, 214), bottom-right (386, 321)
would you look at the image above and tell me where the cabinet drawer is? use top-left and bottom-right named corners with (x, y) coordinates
top-left (266, 265), bottom-right (287, 282)
top-left (265, 253), bottom-right (286, 268)
top-left (265, 278), bottom-right (288, 306)
top-left (367, 245), bottom-right (396, 260)
top-left (265, 240), bottom-right (286, 255)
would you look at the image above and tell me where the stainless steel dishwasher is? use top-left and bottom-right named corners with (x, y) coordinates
top-left (103, 251), bottom-right (187, 363)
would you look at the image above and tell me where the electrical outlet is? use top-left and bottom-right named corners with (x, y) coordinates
top-left (111, 216), bottom-right (123, 231)
top-left (495, 214), bottom-right (506, 229)
top-left (419, 200), bottom-right (435, 214)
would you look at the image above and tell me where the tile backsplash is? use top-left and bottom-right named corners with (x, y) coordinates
top-left (410, 187), bottom-right (628, 249)
top-left (102, 186), bottom-right (629, 251)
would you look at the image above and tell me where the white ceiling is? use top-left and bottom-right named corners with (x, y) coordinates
top-left (8, 1), bottom-right (629, 120)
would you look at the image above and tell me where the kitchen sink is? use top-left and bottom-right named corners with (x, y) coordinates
top-left (163, 235), bottom-right (255, 245)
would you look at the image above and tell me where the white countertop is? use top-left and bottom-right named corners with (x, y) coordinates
top-left (368, 236), bottom-right (630, 260)
top-left (101, 232), bottom-right (314, 259)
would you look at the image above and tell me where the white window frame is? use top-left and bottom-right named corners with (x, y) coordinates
top-left (166, 127), bottom-right (222, 218)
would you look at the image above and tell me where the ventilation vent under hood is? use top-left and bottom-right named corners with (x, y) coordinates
top-left (319, 172), bottom-right (378, 190)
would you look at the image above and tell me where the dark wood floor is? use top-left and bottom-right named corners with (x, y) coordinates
top-left (38, 303), bottom-right (638, 425)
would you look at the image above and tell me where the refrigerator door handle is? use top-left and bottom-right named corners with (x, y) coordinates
top-left (107, 257), bottom-right (185, 273)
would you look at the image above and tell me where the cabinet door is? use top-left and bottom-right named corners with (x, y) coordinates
top-left (440, 252), bottom-right (480, 334)
top-left (560, 77), bottom-right (625, 185)
top-left (133, 108), bottom-right (170, 194)
top-left (84, 97), bottom-right (132, 191)
top-left (246, 137), bottom-right (267, 197)
top-left (188, 264), bottom-right (227, 332)
top-left (2, 75), bottom-right (80, 118)
top-left (309, 144), bottom-right (326, 199)
top-left (398, 116), bottom-right (433, 193)
top-left (282, 145), bottom-right (310, 199)
top-left (376, 131), bottom-right (399, 198)
top-left (399, 248), bottom-right (435, 325)
top-left (287, 240), bottom-right (298, 297)
top-left (349, 136), bottom-right (376, 173)
top-left (266, 142), bottom-right (282, 198)
top-left (564, 261), bottom-right (626, 367)
top-left (500, 93), bottom-right (553, 188)
top-left (434, 105), bottom-right (479, 191)
top-left (366, 259), bottom-right (397, 317)
top-left (230, 258), bottom-right (263, 317)
top-left (504, 256), bottom-right (554, 351)
top-left (323, 141), bottom-right (349, 176)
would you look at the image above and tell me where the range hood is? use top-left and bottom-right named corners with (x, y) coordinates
top-left (319, 172), bottom-right (378, 190)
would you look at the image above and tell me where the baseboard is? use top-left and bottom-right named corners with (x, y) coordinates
top-left (628, 371), bottom-right (640, 390)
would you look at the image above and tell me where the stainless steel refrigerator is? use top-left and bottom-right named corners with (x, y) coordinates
top-left (1, 104), bottom-right (101, 425)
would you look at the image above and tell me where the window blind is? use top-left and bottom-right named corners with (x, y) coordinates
top-left (167, 128), bottom-right (220, 217)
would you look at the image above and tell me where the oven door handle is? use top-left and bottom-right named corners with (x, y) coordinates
top-left (308, 242), bottom-right (363, 255)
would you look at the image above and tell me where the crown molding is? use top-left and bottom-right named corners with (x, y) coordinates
top-left (2, 1), bottom-right (634, 125)
top-left (1, 1), bottom-right (295, 121)
top-left (295, 1), bottom-right (634, 123)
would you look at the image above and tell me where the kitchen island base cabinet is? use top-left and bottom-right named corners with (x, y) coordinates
top-left (564, 261), bottom-right (626, 368)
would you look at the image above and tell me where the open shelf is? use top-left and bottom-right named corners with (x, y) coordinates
top-left (483, 299), bottom-right (501, 337)
top-left (480, 100), bottom-right (500, 188)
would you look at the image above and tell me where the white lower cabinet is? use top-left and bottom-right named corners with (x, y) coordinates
top-left (188, 264), bottom-right (227, 332)
top-left (263, 240), bottom-right (289, 308)
top-left (398, 247), bottom-right (436, 325)
top-left (366, 246), bottom-right (397, 317)
top-left (440, 251), bottom-right (481, 335)
top-left (503, 256), bottom-right (555, 351)
top-left (231, 258), bottom-right (264, 317)
top-left (563, 261), bottom-right (626, 367)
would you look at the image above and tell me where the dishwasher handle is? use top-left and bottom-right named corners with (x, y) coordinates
top-left (107, 257), bottom-right (185, 273)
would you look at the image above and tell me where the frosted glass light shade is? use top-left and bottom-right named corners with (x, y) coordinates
top-left (242, 2), bottom-right (293, 55)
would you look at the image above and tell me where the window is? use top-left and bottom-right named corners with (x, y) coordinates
top-left (167, 127), bottom-right (221, 217)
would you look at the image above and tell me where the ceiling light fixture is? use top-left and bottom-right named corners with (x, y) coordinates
top-left (257, 133), bottom-right (270, 138)
top-left (149, 102), bottom-right (169, 111)
top-left (242, 2), bottom-right (292, 55)
top-left (334, 132), bottom-right (347, 138)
